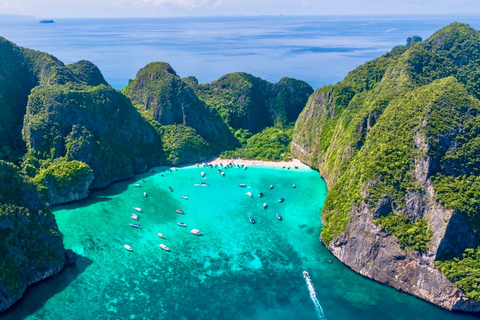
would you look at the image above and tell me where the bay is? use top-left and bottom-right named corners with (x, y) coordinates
top-left (1, 165), bottom-right (477, 319)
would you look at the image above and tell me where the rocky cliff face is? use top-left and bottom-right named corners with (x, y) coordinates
top-left (122, 62), bottom-right (238, 153)
top-left (23, 84), bottom-right (165, 189)
top-left (292, 23), bottom-right (480, 311)
top-left (190, 72), bottom-right (313, 134)
top-left (0, 161), bottom-right (70, 312)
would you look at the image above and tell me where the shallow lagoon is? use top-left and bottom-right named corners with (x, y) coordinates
top-left (2, 165), bottom-right (479, 319)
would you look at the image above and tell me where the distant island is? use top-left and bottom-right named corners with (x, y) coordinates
top-left (39, 20), bottom-right (54, 24)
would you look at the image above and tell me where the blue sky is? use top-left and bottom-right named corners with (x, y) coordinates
top-left (0, 0), bottom-right (478, 18)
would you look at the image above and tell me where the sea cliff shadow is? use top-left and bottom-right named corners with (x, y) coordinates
top-left (0, 255), bottom-right (93, 320)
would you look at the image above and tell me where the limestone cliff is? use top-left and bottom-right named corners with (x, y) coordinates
top-left (122, 62), bottom-right (238, 154)
top-left (0, 161), bottom-right (70, 312)
top-left (292, 23), bottom-right (480, 311)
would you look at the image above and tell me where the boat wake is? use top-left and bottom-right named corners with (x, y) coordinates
top-left (303, 271), bottom-right (327, 320)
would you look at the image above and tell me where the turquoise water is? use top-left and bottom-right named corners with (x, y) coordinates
top-left (2, 165), bottom-right (479, 319)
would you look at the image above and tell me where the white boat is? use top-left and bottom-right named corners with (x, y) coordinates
top-left (244, 166), bottom-right (247, 170)
top-left (159, 244), bottom-right (170, 251)
top-left (144, 192), bottom-right (147, 197)
top-left (270, 185), bottom-right (274, 189)
top-left (263, 203), bottom-right (268, 209)
top-left (190, 229), bottom-right (203, 236)
top-left (238, 184), bottom-right (246, 187)
top-left (124, 245), bottom-right (133, 251)
top-left (293, 184), bottom-right (296, 188)
top-left (221, 172), bottom-right (225, 176)
top-left (201, 171), bottom-right (206, 177)
top-left (134, 184), bottom-right (141, 188)
top-left (158, 232), bottom-right (166, 239)
top-left (177, 222), bottom-right (187, 227)
top-left (181, 195), bottom-right (188, 200)
top-left (246, 192), bottom-right (253, 198)
top-left (131, 213), bottom-right (139, 220)
top-left (133, 207), bottom-right (142, 213)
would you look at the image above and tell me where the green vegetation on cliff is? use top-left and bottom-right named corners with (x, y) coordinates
top-left (436, 247), bottom-right (480, 301)
top-left (0, 161), bottom-right (65, 297)
top-left (24, 83), bottom-right (165, 189)
top-left (122, 62), bottom-right (237, 155)
top-left (221, 127), bottom-right (293, 161)
top-left (190, 73), bottom-right (313, 134)
top-left (292, 23), bottom-right (480, 295)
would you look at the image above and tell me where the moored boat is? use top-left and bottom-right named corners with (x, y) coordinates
top-left (221, 172), bottom-right (225, 176)
top-left (278, 197), bottom-right (285, 203)
top-left (270, 185), bottom-right (274, 189)
top-left (238, 184), bottom-right (246, 187)
top-left (258, 192), bottom-right (264, 198)
top-left (131, 213), bottom-right (139, 220)
top-left (190, 229), bottom-right (203, 236)
top-left (201, 171), bottom-right (206, 177)
top-left (246, 192), bottom-right (253, 198)
top-left (158, 232), bottom-right (166, 239)
top-left (249, 216), bottom-right (255, 224)
top-left (177, 222), bottom-right (187, 227)
top-left (176, 209), bottom-right (185, 214)
top-left (124, 245), bottom-right (133, 251)
top-left (159, 244), bottom-right (170, 251)
top-left (130, 223), bottom-right (142, 229)
top-left (181, 195), bottom-right (188, 200)
top-left (133, 207), bottom-right (142, 213)
top-left (134, 184), bottom-right (141, 188)
top-left (144, 192), bottom-right (147, 197)
top-left (168, 186), bottom-right (173, 192)
top-left (293, 184), bottom-right (296, 188)
top-left (276, 212), bottom-right (282, 220)
top-left (263, 203), bottom-right (268, 209)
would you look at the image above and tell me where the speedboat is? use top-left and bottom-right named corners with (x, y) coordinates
top-left (131, 213), bottom-right (139, 220)
top-left (158, 233), bottom-right (166, 239)
top-left (177, 222), bottom-right (187, 227)
top-left (278, 197), bottom-right (285, 203)
top-left (249, 216), bottom-right (255, 224)
top-left (293, 184), bottom-right (296, 188)
top-left (159, 244), bottom-right (170, 251)
top-left (258, 192), bottom-right (264, 198)
top-left (133, 207), bottom-right (142, 213)
top-left (124, 245), bottom-right (133, 251)
top-left (238, 184), bottom-right (246, 187)
top-left (176, 209), bottom-right (185, 214)
top-left (134, 184), bottom-right (141, 188)
top-left (276, 213), bottom-right (282, 220)
top-left (246, 192), bottom-right (253, 198)
top-left (199, 182), bottom-right (208, 186)
top-left (168, 186), bottom-right (173, 192)
top-left (263, 203), bottom-right (268, 209)
top-left (130, 223), bottom-right (142, 229)
top-left (181, 195), bottom-right (188, 200)
top-left (144, 192), bottom-right (147, 197)
top-left (303, 270), bottom-right (309, 278)
top-left (190, 229), bottom-right (203, 236)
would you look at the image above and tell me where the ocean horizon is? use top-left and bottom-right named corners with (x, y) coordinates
top-left (1, 15), bottom-right (480, 89)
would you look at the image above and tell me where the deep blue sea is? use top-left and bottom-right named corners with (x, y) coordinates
top-left (1, 15), bottom-right (480, 89)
